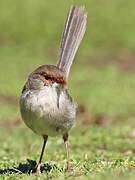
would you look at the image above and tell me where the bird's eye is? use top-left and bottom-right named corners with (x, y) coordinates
top-left (44, 75), bottom-right (51, 80)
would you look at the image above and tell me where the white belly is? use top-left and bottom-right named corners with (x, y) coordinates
top-left (20, 86), bottom-right (76, 136)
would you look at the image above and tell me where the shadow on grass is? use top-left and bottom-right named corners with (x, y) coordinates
top-left (0, 159), bottom-right (57, 175)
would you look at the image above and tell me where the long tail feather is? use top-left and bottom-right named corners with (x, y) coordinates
top-left (56, 5), bottom-right (87, 79)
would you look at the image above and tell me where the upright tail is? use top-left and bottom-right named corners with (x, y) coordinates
top-left (56, 5), bottom-right (87, 79)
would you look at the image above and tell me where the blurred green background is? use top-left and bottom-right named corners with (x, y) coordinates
top-left (1, 0), bottom-right (135, 179)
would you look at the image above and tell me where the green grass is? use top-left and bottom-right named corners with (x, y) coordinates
top-left (1, 124), bottom-right (135, 179)
top-left (1, 0), bottom-right (135, 179)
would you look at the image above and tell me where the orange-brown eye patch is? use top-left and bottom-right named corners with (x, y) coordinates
top-left (41, 73), bottom-right (67, 85)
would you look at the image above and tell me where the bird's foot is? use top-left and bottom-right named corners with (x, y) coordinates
top-left (34, 163), bottom-right (41, 174)
top-left (66, 168), bottom-right (72, 173)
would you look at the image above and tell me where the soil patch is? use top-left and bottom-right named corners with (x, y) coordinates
top-left (0, 94), bottom-right (18, 106)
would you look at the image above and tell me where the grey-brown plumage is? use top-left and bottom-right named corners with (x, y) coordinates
top-left (20, 5), bottom-right (87, 173)
top-left (57, 6), bottom-right (87, 78)
top-left (31, 65), bottom-right (66, 79)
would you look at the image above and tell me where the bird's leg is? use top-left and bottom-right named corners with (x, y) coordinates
top-left (63, 133), bottom-right (71, 172)
top-left (35, 135), bottom-right (48, 174)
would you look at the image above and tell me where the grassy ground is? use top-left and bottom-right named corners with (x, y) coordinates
top-left (1, 0), bottom-right (135, 179)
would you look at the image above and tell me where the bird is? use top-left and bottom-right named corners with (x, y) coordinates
top-left (19, 5), bottom-right (87, 174)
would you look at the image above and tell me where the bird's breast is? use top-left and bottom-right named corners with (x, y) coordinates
top-left (20, 86), bottom-right (76, 136)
